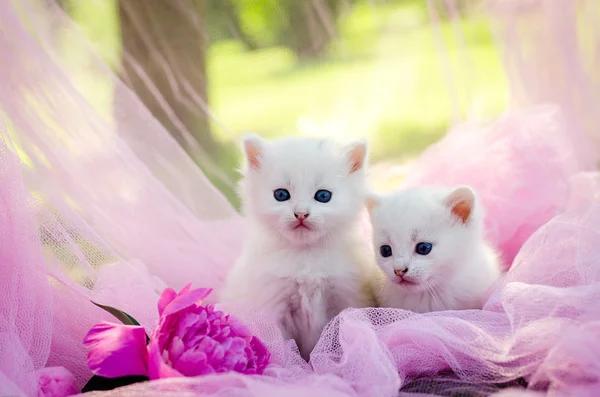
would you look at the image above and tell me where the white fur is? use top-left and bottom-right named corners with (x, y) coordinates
top-left (220, 136), bottom-right (377, 360)
top-left (368, 186), bottom-right (502, 313)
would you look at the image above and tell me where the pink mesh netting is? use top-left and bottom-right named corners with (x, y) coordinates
top-left (1, 0), bottom-right (600, 396)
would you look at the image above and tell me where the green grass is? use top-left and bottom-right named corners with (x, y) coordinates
top-left (208, 0), bottom-right (508, 163)
top-left (48, 0), bottom-right (508, 203)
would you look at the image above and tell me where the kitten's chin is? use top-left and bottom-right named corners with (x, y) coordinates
top-left (389, 275), bottom-right (421, 290)
top-left (282, 227), bottom-right (323, 246)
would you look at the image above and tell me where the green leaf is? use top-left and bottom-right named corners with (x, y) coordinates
top-left (81, 374), bottom-right (149, 393)
top-left (91, 301), bottom-right (150, 344)
top-left (91, 301), bottom-right (141, 326)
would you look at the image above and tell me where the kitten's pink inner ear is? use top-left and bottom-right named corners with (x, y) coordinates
top-left (451, 201), bottom-right (472, 223)
top-left (365, 196), bottom-right (379, 213)
top-left (445, 187), bottom-right (475, 224)
top-left (243, 138), bottom-right (262, 170)
top-left (347, 141), bottom-right (367, 174)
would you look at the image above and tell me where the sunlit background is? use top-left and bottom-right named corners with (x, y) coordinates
top-left (57, 0), bottom-right (507, 207)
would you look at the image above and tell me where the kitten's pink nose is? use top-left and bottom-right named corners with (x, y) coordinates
top-left (294, 211), bottom-right (309, 221)
top-left (394, 268), bottom-right (407, 277)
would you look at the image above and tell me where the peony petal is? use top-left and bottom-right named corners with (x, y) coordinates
top-left (157, 287), bottom-right (177, 317)
top-left (211, 343), bottom-right (225, 363)
top-left (249, 336), bottom-right (270, 374)
top-left (161, 288), bottom-right (212, 319)
top-left (177, 283), bottom-right (192, 297)
top-left (148, 339), bottom-right (183, 380)
top-left (196, 336), bottom-right (220, 356)
top-left (168, 336), bottom-right (185, 363)
top-left (228, 337), bottom-right (247, 352)
top-left (226, 316), bottom-right (252, 339)
top-left (176, 312), bottom-right (205, 342)
top-left (175, 349), bottom-right (213, 377)
top-left (83, 322), bottom-right (148, 378)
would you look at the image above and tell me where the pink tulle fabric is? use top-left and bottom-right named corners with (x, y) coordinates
top-left (1, 0), bottom-right (599, 396)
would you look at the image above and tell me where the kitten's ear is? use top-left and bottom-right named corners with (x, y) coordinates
top-left (345, 139), bottom-right (368, 174)
top-left (444, 186), bottom-right (476, 224)
top-left (365, 194), bottom-right (380, 214)
top-left (242, 135), bottom-right (264, 170)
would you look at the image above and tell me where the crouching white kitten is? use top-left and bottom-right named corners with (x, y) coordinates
top-left (220, 135), bottom-right (377, 360)
top-left (367, 186), bottom-right (502, 312)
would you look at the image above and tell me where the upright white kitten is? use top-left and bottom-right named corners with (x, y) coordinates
top-left (220, 135), bottom-right (377, 360)
top-left (367, 186), bottom-right (502, 312)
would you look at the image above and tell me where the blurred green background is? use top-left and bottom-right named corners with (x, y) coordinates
top-left (59, 0), bottom-right (507, 206)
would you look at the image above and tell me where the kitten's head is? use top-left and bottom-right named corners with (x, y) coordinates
top-left (239, 135), bottom-right (368, 246)
top-left (367, 186), bottom-right (483, 290)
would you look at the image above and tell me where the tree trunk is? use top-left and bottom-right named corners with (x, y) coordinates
top-left (117, 0), bottom-right (240, 207)
top-left (219, 0), bottom-right (259, 51)
top-left (117, 0), bottom-right (214, 155)
top-left (286, 0), bottom-right (340, 58)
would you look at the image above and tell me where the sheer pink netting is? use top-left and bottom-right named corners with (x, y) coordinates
top-left (1, 0), bottom-right (600, 396)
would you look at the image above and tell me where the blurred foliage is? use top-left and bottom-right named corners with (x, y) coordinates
top-left (59, 0), bottom-right (506, 207)
top-left (208, 0), bottom-right (506, 162)
top-left (207, 0), bottom-right (354, 57)
top-left (205, 0), bottom-right (259, 49)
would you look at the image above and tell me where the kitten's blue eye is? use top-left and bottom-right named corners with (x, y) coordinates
top-left (380, 245), bottom-right (392, 258)
top-left (314, 189), bottom-right (332, 203)
top-left (415, 242), bottom-right (433, 255)
top-left (273, 189), bottom-right (290, 202)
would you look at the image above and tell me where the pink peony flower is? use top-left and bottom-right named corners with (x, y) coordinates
top-left (84, 284), bottom-right (269, 380)
top-left (36, 366), bottom-right (79, 397)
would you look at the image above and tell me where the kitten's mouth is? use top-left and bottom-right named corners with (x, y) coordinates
top-left (394, 276), bottom-right (416, 286)
top-left (293, 222), bottom-right (310, 230)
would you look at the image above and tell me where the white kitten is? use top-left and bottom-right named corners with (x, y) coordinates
top-left (220, 135), bottom-right (377, 360)
top-left (367, 186), bottom-right (502, 313)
